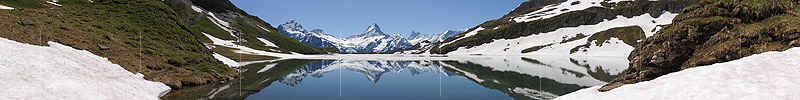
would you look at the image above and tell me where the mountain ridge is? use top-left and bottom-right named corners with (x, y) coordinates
top-left (278, 20), bottom-right (460, 53)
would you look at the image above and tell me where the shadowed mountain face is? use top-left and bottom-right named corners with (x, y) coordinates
top-left (163, 56), bottom-right (629, 100)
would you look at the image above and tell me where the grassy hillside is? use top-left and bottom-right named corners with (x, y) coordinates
top-left (0, 0), bottom-right (237, 88)
top-left (432, 0), bottom-right (695, 54)
top-left (182, 0), bottom-right (334, 54)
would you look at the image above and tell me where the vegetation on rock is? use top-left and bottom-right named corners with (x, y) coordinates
top-left (600, 0), bottom-right (800, 91)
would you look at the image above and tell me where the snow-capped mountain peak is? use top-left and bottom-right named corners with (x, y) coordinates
top-left (310, 29), bottom-right (325, 34)
top-left (365, 23), bottom-right (382, 34)
top-left (277, 20), bottom-right (457, 53)
top-left (349, 23), bottom-right (386, 39)
top-left (409, 31), bottom-right (423, 39)
top-left (278, 19), bottom-right (308, 34)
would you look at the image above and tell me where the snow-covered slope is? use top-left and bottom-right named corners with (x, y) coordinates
top-left (340, 26), bottom-right (413, 53)
top-left (0, 37), bottom-right (170, 99)
top-left (435, 0), bottom-right (693, 57)
top-left (556, 47), bottom-right (800, 100)
top-left (449, 12), bottom-right (677, 57)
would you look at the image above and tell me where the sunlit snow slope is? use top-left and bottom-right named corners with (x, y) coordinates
top-left (556, 47), bottom-right (800, 100)
top-left (0, 37), bottom-right (170, 100)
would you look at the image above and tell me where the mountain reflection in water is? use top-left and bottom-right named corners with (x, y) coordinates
top-left (161, 56), bottom-right (628, 100)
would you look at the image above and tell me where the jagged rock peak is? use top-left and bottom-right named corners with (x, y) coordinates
top-left (284, 19), bottom-right (302, 27)
top-left (409, 31), bottom-right (423, 38)
top-left (364, 23), bottom-right (383, 34)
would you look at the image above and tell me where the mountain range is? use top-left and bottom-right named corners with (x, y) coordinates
top-left (278, 20), bottom-right (462, 53)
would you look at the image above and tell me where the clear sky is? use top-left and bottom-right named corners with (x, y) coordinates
top-left (231, 0), bottom-right (527, 38)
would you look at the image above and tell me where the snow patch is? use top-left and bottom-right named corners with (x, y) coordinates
top-left (46, 0), bottom-right (62, 7)
top-left (212, 53), bottom-right (240, 68)
top-left (512, 0), bottom-right (635, 22)
top-left (447, 12), bottom-right (677, 57)
top-left (556, 47), bottom-right (800, 100)
top-left (256, 38), bottom-right (278, 47)
top-left (256, 63), bottom-right (278, 73)
top-left (203, 33), bottom-right (307, 58)
top-left (190, 5), bottom-right (203, 12)
top-left (0, 37), bottom-right (170, 99)
top-left (206, 12), bottom-right (238, 39)
top-left (0, 4), bottom-right (14, 10)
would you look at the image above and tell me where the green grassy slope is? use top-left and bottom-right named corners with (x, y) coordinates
top-left (176, 0), bottom-right (334, 54)
top-left (432, 0), bottom-right (696, 54)
top-left (0, 0), bottom-right (237, 88)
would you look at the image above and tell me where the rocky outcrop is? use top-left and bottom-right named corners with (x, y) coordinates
top-left (600, 0), bottom-right (800, 91)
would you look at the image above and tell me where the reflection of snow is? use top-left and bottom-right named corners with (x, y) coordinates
top-left (557, 48), bottom-right (800, 100)
top-left (512, 87), bottom-right (558, 100)
top-left (455, 56), bottom-right (626, 86)
top-left (0, 37), bottom-right (170, 99)
top-left (439, 62), bottom-right (484, 82)
top-left (278, 60), bottom-right (452, 87)
top-left (212, 53), bottom-right (240, 67)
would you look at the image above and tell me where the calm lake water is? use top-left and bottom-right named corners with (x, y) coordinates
top-left (163, 56), bottom-right (629, 100)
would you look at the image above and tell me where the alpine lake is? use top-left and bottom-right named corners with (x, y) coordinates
top-left (162, 55), bottom-right (629, 100)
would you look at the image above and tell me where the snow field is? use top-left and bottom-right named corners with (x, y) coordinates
top-left (556, 47), bottom-right (800, 100)
top-left (0, 37), bottom-right (170, 100)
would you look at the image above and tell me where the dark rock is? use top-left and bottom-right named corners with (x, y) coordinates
top-left (649, 50), bottom-right (666, 64)
top-left (97, 45), bottom-right (110, 50)
top-left (59, 27), bottom-right (70, 30)
top-left (20, 19), bottom-right (35, 26)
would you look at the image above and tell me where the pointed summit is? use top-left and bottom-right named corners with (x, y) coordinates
top-left (409, 31), bottom-right (423, 39)
top-left (283, 19), bottom-right (302, 28)
top-left (349, 23), bottom-right (386, 39)
top-left (277, 19), bottom-right (308, 35)
top-left (364, 23), bottom-right (383, 34)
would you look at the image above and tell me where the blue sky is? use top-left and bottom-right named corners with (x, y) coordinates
top-left (231, 0), bottom-right (526, 38)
